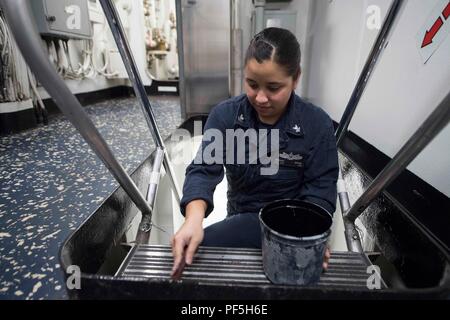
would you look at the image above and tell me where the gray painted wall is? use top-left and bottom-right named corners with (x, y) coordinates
top-left (295, 0), bottom-right (450, 197)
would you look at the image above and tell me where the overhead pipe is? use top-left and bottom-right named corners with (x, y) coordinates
top-left (231, 0), bottom-right (243, 96)
top-left (254, 0), bottom-right (266, 34)
top-left (175, 0), bottom-right (187, 121)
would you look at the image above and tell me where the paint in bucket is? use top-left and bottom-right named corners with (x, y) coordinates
top-left (259, 199), bottom-right (333, 285)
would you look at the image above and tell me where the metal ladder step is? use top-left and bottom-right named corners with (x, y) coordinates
top-left (117, 245), bottom-right (387, 289)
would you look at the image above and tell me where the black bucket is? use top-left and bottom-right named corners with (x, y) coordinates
top-left (259, 199), bottom-right (333, 285)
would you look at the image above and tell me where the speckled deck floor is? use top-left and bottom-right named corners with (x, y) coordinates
top-left (0, 95), bottom-right (182, 299)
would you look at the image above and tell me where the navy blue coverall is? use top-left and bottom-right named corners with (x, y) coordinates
top-left (180, 93), bottom-right (339, 248)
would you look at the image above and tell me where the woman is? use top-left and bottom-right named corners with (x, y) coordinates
top-left (171, 27), bottom-right (338, 278)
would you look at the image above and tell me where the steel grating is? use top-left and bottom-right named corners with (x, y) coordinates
top-left (117, 244), bottom-right (386, 289)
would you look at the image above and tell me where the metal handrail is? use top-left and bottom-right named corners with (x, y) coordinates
top-left (336, 168), bottom-right (363, 253)
top-left (99, 0), bottom-right (182, 205)
top-left (345, 92), bottom-right (450, 223)
top-left (0, 0), bottom-right (155, 241)
top-left (335, 0), bottom-right (450, 256)
top-left (136, 147), bottom-right (165, 244)
top-left (335, 0), bottom-right (404, 148)
top-left (334, 0), bottom-right (404, 252)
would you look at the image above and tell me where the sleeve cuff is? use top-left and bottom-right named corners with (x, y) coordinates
top-left (180, 195), bottom-right (215, 218)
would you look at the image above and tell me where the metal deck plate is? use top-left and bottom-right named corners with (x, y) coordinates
top-left (118, 245), bottom-right (386, 289)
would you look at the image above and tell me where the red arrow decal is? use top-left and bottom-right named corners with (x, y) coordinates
top-left (422, 17), bottom-right (444, 48)
top-left (443, 1), bottom-right (450, 20)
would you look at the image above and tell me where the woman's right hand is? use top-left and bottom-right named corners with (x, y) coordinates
top-left (170, 200), bottom-right (206, 279)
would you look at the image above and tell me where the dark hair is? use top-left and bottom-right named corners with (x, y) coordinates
top-left (244, 27), bottom-right (301, 79)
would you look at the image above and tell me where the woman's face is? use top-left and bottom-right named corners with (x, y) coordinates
top-left (244, 58), bottom-right (299, 125)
